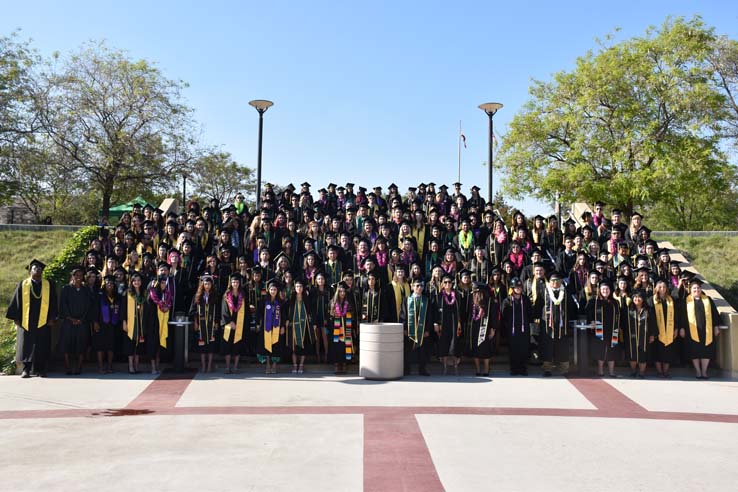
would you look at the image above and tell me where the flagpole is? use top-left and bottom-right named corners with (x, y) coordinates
top-left (458, 120), bottom-right (462, 183)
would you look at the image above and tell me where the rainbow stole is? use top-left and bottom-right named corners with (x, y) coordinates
top-left (333, 312), bottom-right (354, 360)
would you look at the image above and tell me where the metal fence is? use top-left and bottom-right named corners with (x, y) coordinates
top-left (0, 224), bottom-right (84, 232)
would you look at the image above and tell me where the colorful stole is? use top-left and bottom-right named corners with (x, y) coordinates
top-left (686, 294), bottom-right (713, 345)
top-left (21, 278), bottom-right (50, 330)
top-left (332, 302), bottom-right (353, 360)
top-left (594, 299), bottom-right (619, 347)
top-left (223, 291), bottom-right (245, 344)
top-left (100, 294), bottom-right (120, 325)
top-left (653, 296), bottom-right (675, 346)
top-left (407, 295), bottom-right (428, 346)
top-left (126, 292), bottom-right (145, 342)
top-left (263, 299), bottom-right (281, 353)
top-left (292, 299), bottom-right (309, 348)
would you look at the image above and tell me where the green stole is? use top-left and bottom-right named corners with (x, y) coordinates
top-left (407, 295), bottom-right (428, 346)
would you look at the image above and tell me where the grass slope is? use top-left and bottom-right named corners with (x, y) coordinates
top-left (0, 230), bottom-right (75, 373)
top-left (656, 235), bottom-right (738, 310)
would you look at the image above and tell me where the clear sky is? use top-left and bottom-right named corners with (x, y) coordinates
top-left (3, 1), bottom-right (738, 214)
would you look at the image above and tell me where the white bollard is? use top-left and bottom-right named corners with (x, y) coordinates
top-left (359, 323), bottom-right (404, 380)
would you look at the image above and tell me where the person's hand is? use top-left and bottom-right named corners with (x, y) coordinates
top-left (489, 329), bottom-right (495, 339)
top-left (648, 336), bottom-right (655, 344)
top-left (280, 327), bottom-right (285, 335)
top-left (94, 323), bottom-right (100, 333)
top-left (714, 327), bottom-right (720, 337)
top-left (424, 330), bottom-right (430, 337)
top-left (403, 330), bottom-right (408, 336)
top-left (230, 322), bottom-right (236, 330)
top-left (679, 328), bottom-right (686, 338)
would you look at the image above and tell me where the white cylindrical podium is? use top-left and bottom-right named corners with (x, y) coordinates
top-left (359, 323), bottom-right (404, 380)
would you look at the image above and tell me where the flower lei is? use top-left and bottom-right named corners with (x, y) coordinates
top-left (226, 290), bottom-right (244, 312)
top-left (547, 286), bottom-right (565, 306)
top-left (442, 290), bottom-right (456, 305)
top-left (375, 250), bottom-right (388, 267)
top-left (459, 230), bottom-right (473, 250)
top-left (472, 304), bottom-right (484, 321)
top-left (149, 282), bottom-right (173, 311)
top-left (334, 300), bottom-right (349, 317)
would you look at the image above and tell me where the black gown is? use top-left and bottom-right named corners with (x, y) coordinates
top-left (285, 297), bottom-right (314, 356)
top-left (539, 287), bottom-right (574, 365)
top-left (469, 299), bottom-right (498, 359)
top-left (189, 293), bottom-right (220, 354)
top-left (502, 294), bottom-right (533, 374)
top-left (624, 306), bottom-right (656, 363)
top-left (256, 297), bottom-right (284, 362)
top-left (121, 292), bottom-right (147, 357)
top-left (93, 292), bottom-right (122, 352)
top-left (5, 278), bottom-right (58, 373)
top-left (436, 292), bottom-right (460, 357)
top-left (59, 284), bottom-right (97, 355)
top-left (682, 295), bottom-right (720, 360)
top-left (221, 291), bottom-right (248, 356)
top-left (586, 297), bottom-right (623, 362)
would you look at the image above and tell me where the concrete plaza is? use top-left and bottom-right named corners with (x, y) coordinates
top-left (1, 368), bottom-right (738, 492)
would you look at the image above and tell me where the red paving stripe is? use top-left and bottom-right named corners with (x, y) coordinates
top-left (124, 370), bottom-right (197, 410)
top-left (363, 409), bottom-right (444, 492)
top-left (566, 377), bottom-right (648, 416)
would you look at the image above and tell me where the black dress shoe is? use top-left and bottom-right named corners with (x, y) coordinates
top-left (21, 370), bottom-right (30, 378)
top-left (419, 370), bottom-right (431, 376)
top-left (475, 372), bottom-right (482, 376)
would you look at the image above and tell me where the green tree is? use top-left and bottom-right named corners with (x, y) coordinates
top-left (498, 16), bottom-right (736, 226)
top-left (0, 33), bottom-right (38, 204)
top-left (188, 150), bottom-right (255, 207)
top-left (33, 41), bottom-right (197, 218)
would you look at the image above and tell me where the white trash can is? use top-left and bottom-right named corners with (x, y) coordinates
top-left (359, 323), bottom-right (404, 380)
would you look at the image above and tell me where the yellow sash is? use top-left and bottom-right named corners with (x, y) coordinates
top-left (392, 281), bottom-right (406, 320)
top-left (157, 308), bottom-right (169, 348)
top-left (127, 293), bottom-right (136, 340)
top-left (21, 278), bottom-right (50, 330)
top-left (223, 301), bottom-right (245, 344)
top-left (653, 295), bottom-right (675, 346)
top-left (686, 294), bottom-right (713, 346)
top-left (263, 319), bottom-right (280, 354)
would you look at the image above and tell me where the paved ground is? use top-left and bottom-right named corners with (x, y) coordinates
top-left (1, 367), bottom-right (738, 492)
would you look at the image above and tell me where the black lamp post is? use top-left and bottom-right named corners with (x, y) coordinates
top-left (248, 99), bottom-right (274, 210)
top-left (478, 102), bottom-right (503, 204)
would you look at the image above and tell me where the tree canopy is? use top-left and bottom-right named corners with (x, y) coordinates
top-left (497, 16), bottom-right (738, 229)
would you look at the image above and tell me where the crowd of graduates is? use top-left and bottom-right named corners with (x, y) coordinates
top-left (6, 182), bottom-right (726, 379)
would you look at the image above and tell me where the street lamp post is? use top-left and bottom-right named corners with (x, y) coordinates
top-left (248, 99), bottom-right (274, 210)
top-left (478, 102), bottom-right (503, 205)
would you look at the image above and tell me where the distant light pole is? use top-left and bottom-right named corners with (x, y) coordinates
top-left (478, 102), bottom-right (503, 204)
top-left (248, 99), bottom-right (274, 210)
top-left (182, 172), bottom-right (187, 212)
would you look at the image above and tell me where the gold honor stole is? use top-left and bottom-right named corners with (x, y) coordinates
top-left (126, 293), bottom-right (144, 340)
top-left (407, 295), bottom-right (428, 346)
top-left (392, 281), bottom-right (406, 321)
top-left (223, 301), bottom-right (246, 344)
top-left (686, 294), bottom-right (713, 345)
top-left (653, 296), bottom-right (675, 345)
top-left (263, 302), bottom-right (281, 354)
top-left (157, 308), bottom-right (170, 348)
top-left (21, 278), bottom-right (50, 330)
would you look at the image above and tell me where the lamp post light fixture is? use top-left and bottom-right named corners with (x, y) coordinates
top-left (248, 99), bottom-right (274, 210)
top-left (478, 102), bottom-right (503, 204)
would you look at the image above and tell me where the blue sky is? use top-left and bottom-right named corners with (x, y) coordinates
top-left (3, 1), bottom-right (738, 214)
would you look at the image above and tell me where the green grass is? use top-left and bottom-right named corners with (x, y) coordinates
top-left (656, 235), bottom-right (738, 310)
top-left (0, 230), bottom-right (75, 374)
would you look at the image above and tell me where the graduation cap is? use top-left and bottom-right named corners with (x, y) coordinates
top-left (200, 274), bottom-right (214, 282)
top-left (327, 244), bottom-right (342, 254)
top-left (669, 260), bottom-right (681, 267)
top-left (471, 185), bottom-right (480, 192)
top-left (27, 259), bottom-right (46, 271)
top-left (659, 248), bottom-right (671, 257)
top-left (594, 260), bottom-right (608, 269)
top-left (361, 256), bottom-right (377, 267)
top-left (408, 186), bottom-right (417, 192)
top-left (427, 182), bottom-right (436, 187)
top-left (142, 252), bottom-right (155, 260)
top-left (358, 186), bottom-right (367, 193)
top-left (472, 281), bottom-right (487, 292)
top-left (346, 182), bottom-right (355, 188)
top-left (274, 251), bottom-right (292, 266)
top-left (549, 271), bottom-right (563, 281)
top-left (103, 274), bottom-right (116, 283)
top-left (327, 183), bottom-right (337, 188)
top-left (611, 208), bottom-right (622, 216)
top-left (453, 182), bottom-right (462, 187)
top-left (631, 289), bottom-right (647, 299)
top-left (458, 268), bottom-right (472, 278)
top-left (285, 183), bottom-right (296, 192)
top-left (318, 188), bottom-right (327, 194)
top-left (580, 211), bottom-right (592, 219)
top-left (301, 182), bottom-right (311, 188)
top-left (564, 218), bottom-right (576, 226)
top-left (439, 184), bottom-right (449, 191)
top-left (598, 279), bottom-right (614, 289)
top-left (229, 272), bottom-right (243, 282)
top-left (250, 266), bottom-right (264, 276)
top-left (688, 277), bottom-right (704, 287)
top-left (373, 185), bottom-right (383, 191)
top-left (336, 186), bottom-right (345, 192)
top-left (630, 211), bottom-right (643, 219)
top-left (633, 266), bottom-right (651, 274)
top-left (509, 277), bottom-right (522, 288)
top-left (418, 182), bottom-right (427, 188)
top-left (390, 247), bottom-right (403, 256)
top-left (388, 183), bottom-right (398, 189)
